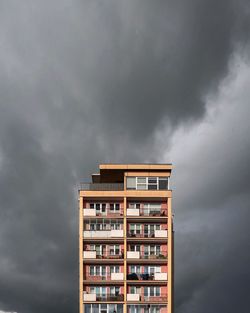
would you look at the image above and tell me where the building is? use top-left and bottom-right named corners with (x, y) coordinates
top-left (79, 164), bottom-right (173, 313)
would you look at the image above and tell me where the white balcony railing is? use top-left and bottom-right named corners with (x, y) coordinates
top-left (83, 209), bottom-right (96, 217)
top-left (83, 251), bottom-right (96, 259)
top-left (127, 251), bottom-right (140, 259)
top-left (83, 230), bottom-right (123, 238)
top-left (111, 229), bottom-right (123, 237)
top-left (127, 208), bottom-right (140, 216)
top-left (154, 272), bottom-right (168, 280)
top-left (127, 294), bottom-right (140, 301)
top-left (111, 272), bottom-right (124, 280)
top-left (155, 230), bottom-right (168, 238)
top-left (83, 293), bottom-right (96, 301)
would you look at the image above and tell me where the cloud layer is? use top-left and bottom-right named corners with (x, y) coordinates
top-left (0, 1), bottom-right (249, 313)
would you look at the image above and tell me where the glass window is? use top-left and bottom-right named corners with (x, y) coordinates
top-left (159, 177), bottom-right (168, 190)
top-left (117, 304), bottom-right (123, 313)
top-left (85, 304), bottom-right (91, 313)
top-left (137, 184), bottom-right (146, 190)
top-left (90, 266), bottom-right (95, 275)
top-left (148, 177), bottom-right (157, 184)
top-left (137, 177), bottom-right (146, 183)
top-left (156, 245), bottom-right (161, 255)
top-left (127, 177), bottom-right (136, 189)
top-left (108, 304), bottom-right (115, 313)
top-left (148, 184), bottom-right (157, 190)
top-left (92, 304), bottom-right (99, 313)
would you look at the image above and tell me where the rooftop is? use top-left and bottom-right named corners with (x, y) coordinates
top-left (90, 163), bottom-right (172, 184)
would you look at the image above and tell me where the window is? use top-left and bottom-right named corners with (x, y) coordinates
top-left (144, 287), bottom-right (160, 297)
top-left (159, 177), bottom-right (168, 190)
top-left (89, 266), bottom-right (107, 276)
top-left (90, 203), bottom-right (106, 215)
top-left (148, 177), bottom-right (157, 190)
top-left (92, 304), bottom-right (99, 313)
top-left (110, 245), bottom-right (120, 255)
top-left (110, 286), bottom-right (120, 296)
top-left (85, 304), bottom-right (123, 313)
top-left (130, 245), bottom-right (140, 252)
top-left (144, 266), bottom-right (161, 274)
top-left (110, 203), bottom-right (120, 213)
top-left (129, 203), bottom-right (140, 209)
top-left (129, 224), bottom-right (141, 235)
top-left (90, 266), bottom-right (95, 275)
top-left (110, 266), bottom-right (120, 274)
top-left (101, 304), bottom-right (107, 313)
top-left (126, 177), bottom-right (169, 190)
top-left (85, 304), bottom-right (91, 313)
top-left (130, 265), bottom-right (141, 274)
top-left (137, 177), bottom-right (147, 190)
top-left (144, 224), bottom-right (160, 236)
top-left (127, 177), bottom-right (136, 189)
top-left (144, 245), bottom-right (160, 257)
top-left (130, 286), bottom-right (141, 294)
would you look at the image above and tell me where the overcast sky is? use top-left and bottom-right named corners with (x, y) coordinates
top-left (0, 1), bottom-right (250, 313)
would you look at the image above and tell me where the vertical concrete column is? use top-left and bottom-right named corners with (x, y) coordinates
top-left (124, 196), bottom-right (127, 313)
top-left (79, 195), bottom-right (84, 313)
top-left (167, 196), bottom-right (172, 313)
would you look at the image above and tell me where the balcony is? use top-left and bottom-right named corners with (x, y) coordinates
top-left (83, 230), bottom-right (123, 238)
top-left (83, 293), bottom-right (96, 301)
top-left (84, 250), bottom-right (124, 260)
top-left (139, 252), bottom-right (167, 260)
top-left (127, 208), bottom-right (167, 217)
top-left (83, 208), bottom-right (124, 217)
top-left (83, 209), bottom-right (97, 217)
top-left (85, 272), bottom-right (124, 281)
top-left (83, 293), bottom-right (124, 302)
top-left (126, 251), bottom-right (167, 262)
top-left (80, 183), bottom-right (124, 191)
top-left (127, 251), bottom-right (140, 259)
top-left (127, 294), bottom-right (167, 302)
top-left (127, 231), bottom-right (167, 238)
top-left (127, 294), bottom-right (140, 301)
top-left (127, 272), bottom-right (168, 281)
top-left (155, 230), bottom-right (168, 238)
top-left (83, 251), bottom-right (97, 259)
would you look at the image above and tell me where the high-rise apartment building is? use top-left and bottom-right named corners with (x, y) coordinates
top-left (79, 164), bottom-right (173, 313)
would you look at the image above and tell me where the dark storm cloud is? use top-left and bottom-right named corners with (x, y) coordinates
top-left (164, 59), bottom-right (250, 313)
top-left (0, 1), bottom-right (249, 313)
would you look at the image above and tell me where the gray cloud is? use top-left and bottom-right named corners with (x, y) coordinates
top-left (163, 54), bottom-right (250, 313)
top-left (0, 1), bottom-right (249, 313)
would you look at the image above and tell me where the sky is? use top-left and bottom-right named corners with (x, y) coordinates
top-left (0, 0), bottom-right (250, 312)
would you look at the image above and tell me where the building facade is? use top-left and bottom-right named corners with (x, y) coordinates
top-left (79, 164), bottom-right (173, 313)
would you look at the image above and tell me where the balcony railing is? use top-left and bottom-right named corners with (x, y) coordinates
top-left (83, 293), bottom-right (124, 301)
top-left (85, 272), bottom-right (124, 281)
top-left (127, 251), bottom-right (167, 260)
top-left (139, 252), bottom-right (168, 260)
top-left (96, 253), bottom-right (124, 259)
top-left (83, 230), bottom-right (123, 238)
top-left (127, 230), bottom-right (167, 238)
top-left (96, 294), bottom-right (124, 301)
top-left (83, 208), bottom-right (124, 217)
top-left (127, 272), bottom-right (168, 281)
top-left (141, 294), bottom-right (168, 302)
top-left (83, 250), bottom-right (124, 259)
top-left (127, 208), bottom-right (167, 217)
top-left (80, 183), bottom-right (124, 191)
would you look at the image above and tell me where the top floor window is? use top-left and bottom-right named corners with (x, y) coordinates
top-left (126, 177), bottom-right (169, 190)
